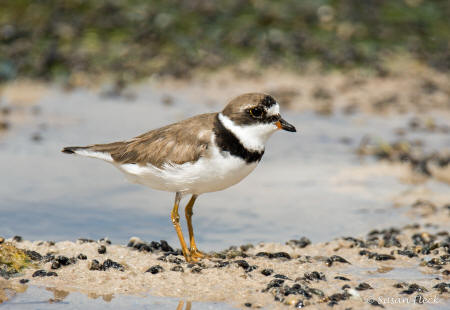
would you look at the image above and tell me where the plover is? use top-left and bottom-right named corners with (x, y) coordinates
top-left (62, 93), bottom-right (296, 262)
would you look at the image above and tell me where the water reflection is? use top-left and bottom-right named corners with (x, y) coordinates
top-left (2, 285), bottom-right (234, 309)
top-left (176, 300), bottom-right (192, 310)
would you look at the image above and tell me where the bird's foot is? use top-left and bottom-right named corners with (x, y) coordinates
top-left (190, 248), bottom-right (206, 259)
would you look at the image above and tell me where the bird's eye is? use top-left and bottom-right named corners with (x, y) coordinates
top-left (249, 107), bottom-right (264, 118)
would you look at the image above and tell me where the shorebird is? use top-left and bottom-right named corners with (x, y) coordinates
top-left (62, 93), bottom-right (296, 262)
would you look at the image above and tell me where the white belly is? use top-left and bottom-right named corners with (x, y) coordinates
top-left (116, 146), bottom-right (258, 195)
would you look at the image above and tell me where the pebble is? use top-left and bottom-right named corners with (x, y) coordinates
top-left (146, 265), bottom-right (164, 274)
top-left (19, 279), bottom-right (29, 284)
top-left (171, 266), bottom-right (184, 272)
top-left (160, 240), bottom-right (174, 252)
top-left (375, 254), bottom-right (396, 261)
top-left (255, 252), bottom-right (291, 259)
top-left (261, 269), bottom-right (273, 276)
top-left (99, 237), bottom-right (111, 245)
top-left (215, 261), bottom-right (229, 268)
top-left (329, 255), bottom-right (350, 264)
top-left (98, 245), bottom-right (107, 254)
top-left (56, 255), bottom-right (71, 266)
top-left (77, 238), bottom-right (95, 244)
top-left (274, 274), bottom-right (289, 279)
top-left (286, 237), bottom-right (311, 248)
top-left (295, 300), bottom-right (305, 308)
top-left (32, 270), bottom-right (57, 277)
top-left (88, 259), bottom-right (124, 271)
top-left (234, 260), bottom-right (250, 270)
top-left (77, 253), bottom-right (87, 260)
top-left (304, 271), bottom-right (326, 281)
top-left (432, 282), bottom-right (449, 293)
top-left (0, 237), bottom-right (4, 244)
top-left (89, 260), bottom-right (101, 271)
top-left (334, 276), bottom-right (350, 281)
top-left (191, 266), bottom-right (202, 273)
top-left (368, 299), bottom-right (384, 308)
top-left (355, 282), bottom-right (372, 291)
top-left (25, 250), bottom-right (42, 261)
top-left (102, 259), bottom-right (124, 271)
top-left (12, 236), bottom-right (22, 242)
top-left (400, 283), bottom-right (428, 294)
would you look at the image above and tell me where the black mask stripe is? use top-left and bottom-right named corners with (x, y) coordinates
top-left (213, 115), bottom-right (264, 163)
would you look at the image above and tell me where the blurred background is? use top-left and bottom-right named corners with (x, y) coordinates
top-left (1, 0), bottom-right (449, 84)
top-left (0, 0), bottom-right (449, 248)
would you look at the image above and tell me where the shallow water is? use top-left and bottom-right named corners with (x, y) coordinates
top-left (1, 85), bottom-right (449, 249)
top-left (3, 285), bottom-right (237, 310)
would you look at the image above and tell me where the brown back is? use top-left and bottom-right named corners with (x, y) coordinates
top-left (87, 113), bottom-right (217, 168)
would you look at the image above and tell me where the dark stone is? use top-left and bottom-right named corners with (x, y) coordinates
top-left (46, 271), bottom-right (58, 277)
top-left (309, 288), bottom-right (324, 297)
top-left (329, 292), bottom-right (350, 301)
top-left (368, 299), bottom-right (385, 308)
top-left (397, 250), bottom-right (418, 258)
top-left (56, 256), bottom-right (71, 266)
top-left (295, 300), bottom-right (305, 308)
top-left (138, 244), bottom-right (152, 252)
top-left (78, 238), bottom-right (95, 243)
top-left (102, 259), bottom-right (124, 271)
top-left (215, 261), bottom-right (230, 268)
top-left (160, 240), bottom-right (174, 252)
top-left (51, 261), bottom-right (61, 270)
top-left (266, 279), bottom-right (284, 289)
top-left (375, 254), bottom-right (395, 261)
top-left (19, 279), bottom-right (29, 284)
top-left (25, 250), bottom-right (42, 261)
top-left (12, 236), bottom-right (22, 242)
top-left (171, 266), bottom-right (184, 272)
top-left (244, 302), bottom-right (252, 307)
top-left (274, 274), bottom-right (289, 279)
top-left (330, 255), bottom-right (350, 264)
top-left (286, 237), bottom-right (311, 248)
top-left (99, 238), bottom-right (111, 244)
top-left (77, 253), bottom-right (87, 260)
top-left (272, 252), bottom-right (291, 259)
top-left (234, 260), bottom-right (250, 270)
top-left (355, 282), bottom-right (373, 291)
top-left (304, 271), bottom-right (326, 281)
top-left (43, 254), bottom-right (55, 263)
top-left (191, 267), bottom-right (202, 273)
top-left (32, 270), bottom-right (47, 277)
top-left (146, 265), bottom-right (163, 274)
top-left (89, 259), bottom-right (101, 271)
top-left (98, 245), bottom-right (107, 254)
top-left (432, 282), bottom-right (449, 293)
top-left (167, 256), bottom-right (183, 264)
top-left (334, 276), bottom-right (350, 281)
top-left (150, 241), bottom-right (161, 250)
top-left (261, 269), bottom-right (273, 276)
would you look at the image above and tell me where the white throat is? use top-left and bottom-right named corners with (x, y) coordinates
top-left (218, 113), bottom-right (278, 152)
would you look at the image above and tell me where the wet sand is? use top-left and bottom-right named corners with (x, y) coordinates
top-left (1, 199), bottom-right (449, 309)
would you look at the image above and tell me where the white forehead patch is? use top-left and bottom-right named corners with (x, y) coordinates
top-left (266, 103), bottom-right (280, 116)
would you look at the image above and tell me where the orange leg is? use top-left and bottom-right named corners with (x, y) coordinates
top-left (171, 192), bottom-right (191, 262)
top-left (185, 194), bottom-right (206, 259)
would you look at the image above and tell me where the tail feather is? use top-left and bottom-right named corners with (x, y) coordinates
top-left (61, 145), bottom-right (115, 162)
top-left (62, 146), bottom-right (87, 154)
